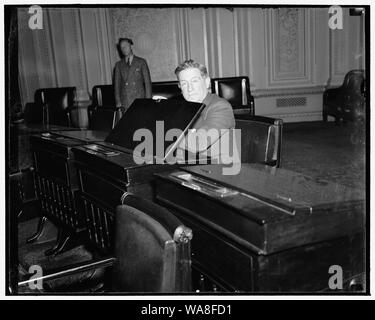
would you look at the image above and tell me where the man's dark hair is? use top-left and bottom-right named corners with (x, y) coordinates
top-left (119, 37), bottom-right (134, 46)
top-left (174, 59), bottom-right (208, 78)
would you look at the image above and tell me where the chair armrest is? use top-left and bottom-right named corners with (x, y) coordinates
top-left (249, 95), bottom-right (255, 115)
top-left (323, 87), bottom-right (342, 103)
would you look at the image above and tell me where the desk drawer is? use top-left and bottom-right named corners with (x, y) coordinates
top-left (172, 212), bottom-right (254, 292)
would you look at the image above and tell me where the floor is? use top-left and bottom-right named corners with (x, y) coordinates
top-left (282, 121), bottom-right (366, 190)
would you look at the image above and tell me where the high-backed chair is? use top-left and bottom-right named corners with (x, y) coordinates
top-left (18, 195), bottom-right (193, 293)
top-left (323, 70), bottom-right (365, 123)
top-left (112, 195), bottom-right (193, 292)
top-left (91, 85), bottom-right (116, 109)
top-left (235, 115), bottom-right (283, 167)
top-left (24, 87), bottom-right (76, 127)
top-left (151, 81), bottom-right (183, 100)
top-left (88, 85), bottom-right (123, 132)
top-left (211, 76), bottom-right (255, 116)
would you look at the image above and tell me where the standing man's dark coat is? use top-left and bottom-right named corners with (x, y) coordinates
top-left (114, 41), bottom-right (152, 111)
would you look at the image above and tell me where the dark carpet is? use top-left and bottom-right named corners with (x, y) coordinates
top-left (282, 121), bottom-right (366, 191)
top-left (17, 217), bottom-right (105, 293)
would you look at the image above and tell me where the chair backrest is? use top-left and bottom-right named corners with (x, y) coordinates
top-left (151, 81), bottom-right (183, 100)
top-left (34, 87), bottom-right (76, 126)
top-left (211, 76), bottom-right (254, 115)
top-left (112, 194), bottom-right (192, 293)
top-left (88, 85), bottom-right (121, 132)
top-left (235, 115), bottom-right (283, 167)
top-left (341, 70), bottom-right (365, 95)
top-left (92, 85), bottom-right (115, 109)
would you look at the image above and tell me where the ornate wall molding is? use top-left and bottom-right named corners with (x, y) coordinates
top-left (110, 8), bottom-right (179, 81)
top-left (265, 8), bottom-right (315, 87)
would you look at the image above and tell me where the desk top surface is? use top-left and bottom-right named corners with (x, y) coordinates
top-left (10, 123), bottom-right (80, 134)
top-left (180, 163), bottom-right (365, 214)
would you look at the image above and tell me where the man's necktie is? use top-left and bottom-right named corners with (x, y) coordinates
top-left (126, 58), bottom-right (130, 67)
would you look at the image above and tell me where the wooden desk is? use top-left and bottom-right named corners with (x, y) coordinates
top-left (9, 122), bottom-right (80, 171)
top-left (154, 164), bottom-right (366, 292)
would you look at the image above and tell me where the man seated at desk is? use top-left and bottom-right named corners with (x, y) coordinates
top-left (173, 59), bottom-right (238, 165)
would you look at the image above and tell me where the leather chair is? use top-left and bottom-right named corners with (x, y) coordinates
top-left (18, 195), bottom-right (193, 293)
top-left (323, 70), bottom-right (365, 123)
top-left (151, 81), bottom-right (183, 100)
top-left (112, 194), bottom-right (193, 292)
top-left (235, 115), bottom-right (283, 167)
top-left (88, 85), bottom-right (115, 118)
top-left (88, 85), bottom-right (124, 132)
top-left (24, 87), bottom-right (76, 127)
top-left (211, 76), bottom-right (255, 116)
top-left (91, 85), bottom-right (116, 110)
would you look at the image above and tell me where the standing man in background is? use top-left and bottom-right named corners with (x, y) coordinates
top-left (114, 37), bottom-right (152, 111)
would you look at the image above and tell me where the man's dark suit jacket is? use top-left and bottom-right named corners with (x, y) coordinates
top-left (114, 55), bottom-right (152, 110)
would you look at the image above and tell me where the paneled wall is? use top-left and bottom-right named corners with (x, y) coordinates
top-left (18, 8), bottom-right (115, 103)
top-left (109, 8), bottom-right (180, 81)
top-left (18, 6), bottom-right (364, 122)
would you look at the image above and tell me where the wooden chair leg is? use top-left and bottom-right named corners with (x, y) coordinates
top-left (26, 216), bottom-right (47, 244)
top-left (44, 228), bottom-right (81, 256)
top-left (44, 228), bottom-right (73, 256)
